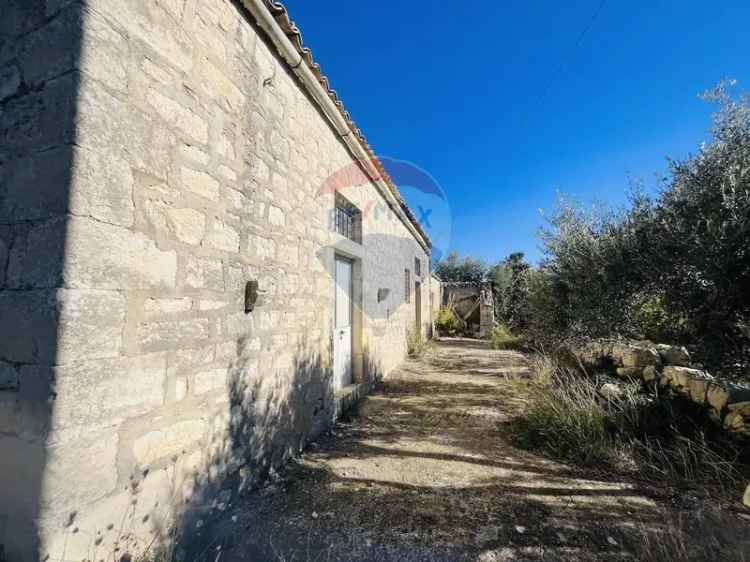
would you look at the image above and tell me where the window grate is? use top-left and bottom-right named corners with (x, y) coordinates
top-left (414, 257), bottom-right (421, 277)
top-left (334, 205), bottom-right (354, 240)
top-left (333, 193), bottom-right (362, 243)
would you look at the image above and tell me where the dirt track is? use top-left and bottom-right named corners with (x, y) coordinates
top-left (185, 338), bottom-right (745, 561)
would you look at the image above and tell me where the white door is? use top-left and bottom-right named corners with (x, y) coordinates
top-left (333, 256), bottom-right (353, 389)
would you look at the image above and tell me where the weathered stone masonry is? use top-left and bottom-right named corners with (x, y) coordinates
top-left (0, 1), bottom-right (432, 560)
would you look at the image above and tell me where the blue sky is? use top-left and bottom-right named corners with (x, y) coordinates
top-left (281, 1), bottom-right (750, 264)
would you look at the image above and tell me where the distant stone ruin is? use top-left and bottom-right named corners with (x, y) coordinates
top-left (441, 282), bottom-right (495, 338)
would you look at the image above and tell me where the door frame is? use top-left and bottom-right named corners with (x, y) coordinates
top-left (334, 254), bottom-right (354, 390)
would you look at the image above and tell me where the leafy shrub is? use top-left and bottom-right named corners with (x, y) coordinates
top-left (434, 307), bottom-right (459, 336)
top-left (490, 324), bottom-right (525, 351)
top-left (490, 252), bottom-right (533, 331)
top-left (433, 251), bottom-right (488, 282)
top-left (527, 82), bottom-right (750, 375)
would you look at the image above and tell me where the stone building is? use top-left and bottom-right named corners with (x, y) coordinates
top-left (441, 282), bottom-right (495, 337)
top-left (0, 1), bottom-right (432, 559)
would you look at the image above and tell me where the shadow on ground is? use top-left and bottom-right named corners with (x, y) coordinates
top-left (180, 339), bottom-right (750, 562)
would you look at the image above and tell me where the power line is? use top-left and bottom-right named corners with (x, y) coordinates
top-left (538, 0), bottom-right (608, 105)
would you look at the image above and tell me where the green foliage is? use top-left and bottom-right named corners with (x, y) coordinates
top-left (489, 252), bottom-right (532, 331)
top-left (434, 307), bottom-right (459, 336)
top-left (632, 293), bottom-right (689, 343)
top-left (526, 82), bottom-right (750, 373)
top-left (434, 251), bottom-right (488, 282)
top-left (406, 330), bottom-right (427, 358)
top-left (490, 324), bottom-right (525, 351)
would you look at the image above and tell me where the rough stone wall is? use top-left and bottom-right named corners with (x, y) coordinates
top-left (561, 340), bottom-right (750, 437)
top-left (441, 282), bottom-right (494, 337)
top-left (0, 1), bottom-right (430, 560)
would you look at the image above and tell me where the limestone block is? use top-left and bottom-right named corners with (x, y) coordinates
top-left (133, 419), bottom-right (206, 466)
top-left (707, 381), bottom-right (750, 415)
top-left (1, 149), bottom-right (75, 224)
top-left (198, 57), bottom-right (245, 113)
top-left (14, 3), bottom-right (83, 88)
top-left (197, 299), bottom-right (227, 311)
top-left (76, 76), bottom-right (175, 173)
top-left (144, 297), bottom-right (192, 316)
top-left (56, 289), bottom-right (127, 363)
top-left (79, 8), bottom-right (128, 91)
top-left (181, 167), bottom-right (220, 200)
top-left (278, 241), bottom-right (299, 267)
top-left (686, 372), bottom-right (714, 405)
top-left (642, 365), bottom-right (659, 382)
top-left (10, 217), bottom-right (176, 290)
top-left (175, 377), bottom-right (188, 401)
top-left (184, 256), bottom-right (224, 290)
top-left (723, 411), bottom-right (749, 436)
top-left (157, 0), bottom-right (185, 19)
top-left (0, 64), bottom-right (21, 102)
top-left (44, 353), bottom-right (166, 435)
top-left (662, 366), bottom-right (707, 396)
top-left (0, 287), bottom-right (123, 365)
top-left (655, 344), bottom-right (691, 367)
top-left (615, 367), bottom-right (642, 379)
top-left (0, 290), bottom-right (58, 364)
top-left (149, 90), bottom-right (208, 144)
top-left (0, 72), bottom-right (76, 152)
top-left (268, 205), bottom-right (285, 226)
top-left (223, 312), bottom-right (253, 338)
top-left (68, 217), bottom-right (177, 289)
top-left (0, 436), bottom-right (45, 562)
top-left (194, 368), bottom-right (228, 395)
top-left (145, 200), bottom-right (206, 245)
top-left (42, 430), bottom-right (118, 520)
top-left (70, 146), bottom-right (135, 227)
top-left (167, 345), bottom-right (215, 378)
top-left (622, 346), bottom-right (661, 369)
top-left (0, 361), bottom-right (19, 391)
top-left (176, 143), bottom-right (210, 166)
top-left (206, 218), bottom-right (240, 252)
top-left (245, 234), bottom-right (276, 261)
top-left (137, 318), bottom-right (211, 350)
top-left (728, 401), bottom-right (750, 416)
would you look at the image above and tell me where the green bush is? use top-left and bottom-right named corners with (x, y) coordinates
top-left (434, 307), bottom-right (459, 336)
top-left (490, 324), bottom-right (525, 351)
top-left (528, 83), bottom-right (750, 373)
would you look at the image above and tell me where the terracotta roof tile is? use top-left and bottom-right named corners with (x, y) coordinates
top-left (262, 1), bottom-right (430, 247)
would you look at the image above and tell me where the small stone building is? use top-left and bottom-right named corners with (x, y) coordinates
top-left (0, 1), bottom-right (433, 559)
top-left (441, 282), bottom-right (495, 337)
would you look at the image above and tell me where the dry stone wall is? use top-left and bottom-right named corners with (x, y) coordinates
top-left (561, 340), bottom-right (750, 437)
top-left (0, 1), bottom-right (431, 560)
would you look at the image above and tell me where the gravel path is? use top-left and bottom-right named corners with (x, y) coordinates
top-left (182, 338), bottom-right (737, 561)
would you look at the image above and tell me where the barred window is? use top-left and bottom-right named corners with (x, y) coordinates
top-left (405, 268), bottom-right (411, 303)
top-left (333, 193), bottom-right (362, 243)
top-left (414, 257), bottom-right (421, 277)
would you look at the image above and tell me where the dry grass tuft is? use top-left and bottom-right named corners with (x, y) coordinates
top-left (511, 354), bottom-right (747, 499)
